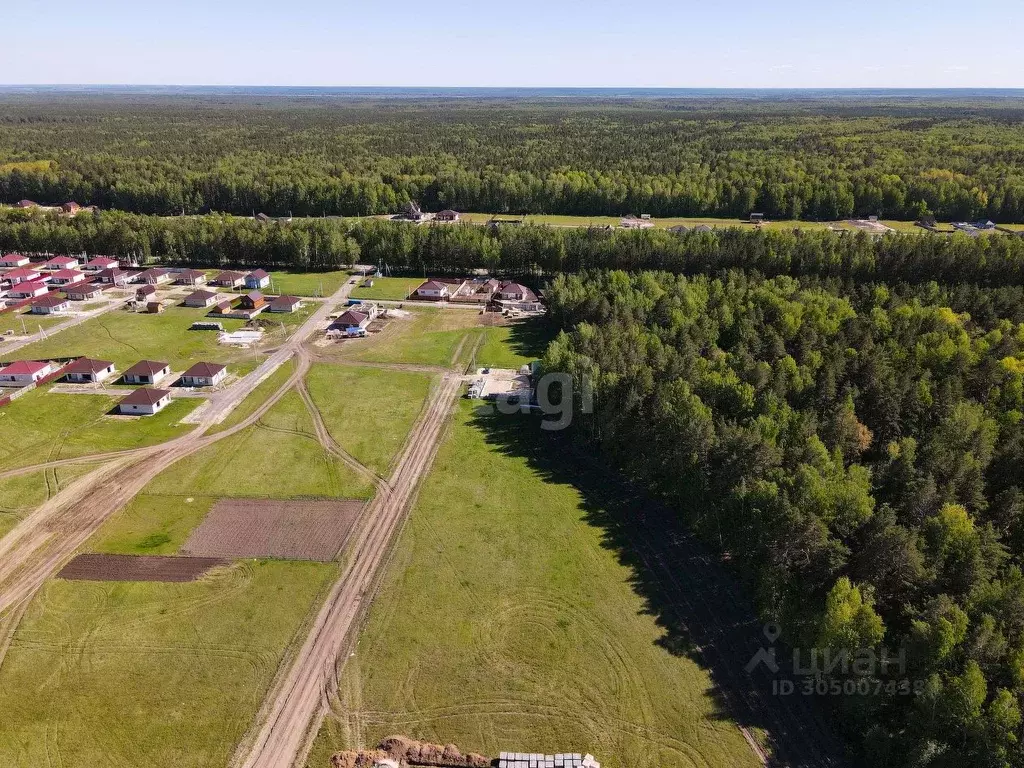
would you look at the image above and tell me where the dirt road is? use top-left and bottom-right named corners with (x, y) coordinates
top-left (0, 281), bottom-right (353, 615)
top-left (232, 373), bottom-right (461, 768)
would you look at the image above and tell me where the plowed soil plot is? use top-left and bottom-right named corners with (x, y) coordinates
top-left (181, 498), bottom-right (364, 561)
top-left (58, 554), bottom-right (227, 582)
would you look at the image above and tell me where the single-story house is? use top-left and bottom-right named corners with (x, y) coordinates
top-left (30, 295), bottom-right (70, 314)
top-left (244, 269), bottom-right (270, 290)
top-left (43, 256), bottom-right (80, 270)
top-left (176, 269), bottom-right (207, 286)
top-left (620, 215), bottom-right (654, 229)
top-left (414, 280), bottom-right (451, 300)
top-left (268, 295), bottom-right (302, 313)
top-left (496, 282), bottom-right (537, 302)
top-left (0, 254), bottom-right (30, 268)
top-left (136, 284), bottom-right (157, 301)
top-left (65, 283), bottom-right (103, 301)
top-left (64, 357), bottom-right (116, 383)
top-left (184, 289), bottom-right (220, 308)
top-left (118, 388), bottom-right (172, 416)
top-left (47, 268), bottom-right (85, 286)
top-left (137, 268), bottom-right (173, 285)
top-left (4, 268), bottom-right (43, 285)
top-left (435, 209), bottom-right (460, 222)
top-left (97, 268), bottom-right (131, 286)
top-left (82, 256), bottom-right (119, 271)
top-left (330, 310), bottom-right (371, 337)
top-left (0, 360), bottom-right (54, 386)
top-left (122, 360), bottom-right (171, 385)
top-left (61, 202), bottom-right (81, 214)
top-left (147, 301), bottom-right (165, 314)
top-left (15, 200), bottom-right (38, 209)
top-left (179, 362), bottom-right (227, 387)
top-left (239, 291), bottom-right (265, 310)
top-left (9, 281), bottom-right (49, 299)
top-left (214, 270), bottom-right (246, 288)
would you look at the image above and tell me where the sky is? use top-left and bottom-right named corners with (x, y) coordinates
top-left (3, 0), bottom-right (1023, 88)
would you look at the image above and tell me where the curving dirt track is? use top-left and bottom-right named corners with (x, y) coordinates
top-left (0, 282), bottom-right (351, 616)
top-left (232, 373), bottom-right (461, 768)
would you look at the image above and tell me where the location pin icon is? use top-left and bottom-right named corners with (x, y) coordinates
top-left (763, 622), bottom-right (782, 643)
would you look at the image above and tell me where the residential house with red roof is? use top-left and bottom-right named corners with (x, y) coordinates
top-left (47, 269), bottom-right (85, 286)
top-left (137, 268), bottom-right (173, 285)
top-left (9, 281), bottom-right (49, 299)
top-left (414, 280), bottom-right (451, 300)
top-left (244, 269), bottom-right (270, 290)
top-left (176, 269), bottom-right (207, 286)
top-left (4, 268), bottom-right (43, 285)
top-left (43, 256), bottom-right (80, 270)
top-left (0, 254), bottom-right (30, 268)
top-left (330, 310), bottom-right (371, 337)
top-left (82, 256), bottom-right (119, 271)
top-left (0, 360), bottom-right (54, 386)
top-left (268, 295), bottom-right (302, 313)
top-left (65, 283), bottom-right (103, 301)
top-left (183, 289), bottom-right (220, 308)
top-left (214, 270), bottom-right (246, 288)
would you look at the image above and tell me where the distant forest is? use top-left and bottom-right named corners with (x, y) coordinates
top-left (3, 93), bottom-right (1024, 221)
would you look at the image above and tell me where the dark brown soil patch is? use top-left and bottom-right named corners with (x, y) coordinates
top-left (181, 498), bottom-right (364, 561)
top-left (58, 554), bottom-right (227, 582)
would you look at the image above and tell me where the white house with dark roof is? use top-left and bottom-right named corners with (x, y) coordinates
top-left (330, 310), bottom-right (371, 337)
top-left (30, 295), bottom-right (70, 314)
top-left (176, 269), bottom-right (208, 286)
top-left (64, 358), bottom-right (116, 383)
top-left (268, 295), bottom-right (302, 313)
top-left (118, 388), bottom-right (172, 415)
top-left (122, 360), bottom-right (171, 385)
top-left (184, 289), bottom-right (220, 308)
top-left (65, 283), bottom-right (104, 301)
top-left (179, 362), bottom-right (227, 387)
top-left (414, 280), bottom-right (451, 300)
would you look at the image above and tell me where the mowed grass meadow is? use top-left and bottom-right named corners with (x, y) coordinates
top-left (268, 270), bottom-right (350, 297)
top-left (0, 387), bottom-right (199, 472)
top-left (306, 400), bottom-right (758, 768)
top-left (349, 276), bottom-right (424, 301)
top-left (0, 560), bottom-right (337, 768)
top-left (331, 307), bottom-right (483, 368)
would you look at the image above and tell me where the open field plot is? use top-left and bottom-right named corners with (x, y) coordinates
top-left (88, 494), bottom-right (218, 555)
top-left (350, 276), bottom-right (424, 301)
top-left (327, 307), bottom-right (483, 368)
top-left (143, 390), bottom-right (374, 500)
top-left (268, 270), bottom-right (349, 297)
top-left (472, 320), bottom-right (552, 370)
top-left (0, 388), bottom-right (199, 472)
top-left (306, 400), bottom-right (758, 768)
top-left (0, 463), bottom-right (96, 539)
top-left (4, 309), bottom-right (68, 334)
top-left (181, 498), bottom-right (364, 561)
top-left (58, 553), bottom-right (228, 582)
top-left (305, 364), bottom-right (433, 475)
top-left (0, 560), bottom-right (336, 768)
top-left (11, 305), bottom-right (257, 375)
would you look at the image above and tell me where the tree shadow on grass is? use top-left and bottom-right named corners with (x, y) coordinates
top-left (500, 317), bottom-right (556, 361)
top-left (471, 408), bottom-right (849, 768)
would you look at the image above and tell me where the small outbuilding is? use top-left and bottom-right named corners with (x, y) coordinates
top-left (179, 362), bottom-right (227, 388)
top-left (239, 291), bottom-right (265, 310)
top-left (122, 360), bottom-right (171, 385)
top-left (118, 388), bottom-right (172, 416)
top-left (64, 358), bottom-right (116, 383)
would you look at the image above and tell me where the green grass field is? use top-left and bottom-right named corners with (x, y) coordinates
top-left (0, 463), bottom-right (97, 538)
top-left (305, 399), bottom-right (758, 768)
top-left (0, 560), bottom-right (336, 768)
top-left (11, 305), bottom-right (254, 374)
top-left (305, 364), bottom-right (433, 475)
top-left (269, 270), bottom-right (350, 297)
top-left (349, 277), bottom-right (424, 301)
top-left (88, 493), bottom-right (218, 555)
top-left (0, 388), bottom-right (199, 472)
top-left (336, 308), bottom-right (482, 368)
top-left (144, 389), bottom-right (373, 500)
top-left (473, 322), bottom-right (551, 370)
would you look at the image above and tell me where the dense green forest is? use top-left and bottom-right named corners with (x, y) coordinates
top-left (542, 270), bottom-right (1024, 767)
top-left (4, 207), bottom-right (1024, 287)
top-left (4, 92), bottom-right (1024, 221)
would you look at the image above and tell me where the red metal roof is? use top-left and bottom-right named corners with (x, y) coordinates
top-left (50, 269), bottom-right (84, 280)
top-left (45, 256), bottom-right (78, 266)
top-left (32, 295), bottom-right (69, 308)
top-left (417, 280), bottom-right (448, 292)
top-left (216, 270), bottom-right (245, 282)
top-left (335, 310), bottom-right (369, 326)
top-left (270, 294), bottom-right (300, 306)
top-left (12, 281), bottom-right (49, 294)
top-left (248, 269), bottom-right (269, 279)
top-left (185, 289), bottom-right (218, 302)
top-left (0, 360), bottom-right (50, 375)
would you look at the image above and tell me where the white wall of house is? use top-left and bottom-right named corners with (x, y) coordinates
top-left (120, 399), bottom-right (168, 415)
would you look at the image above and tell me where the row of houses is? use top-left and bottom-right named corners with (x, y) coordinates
top-left (412, 278), bottom-right (541, 310)
top-left (0, 357), bottom-right (228, 390)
